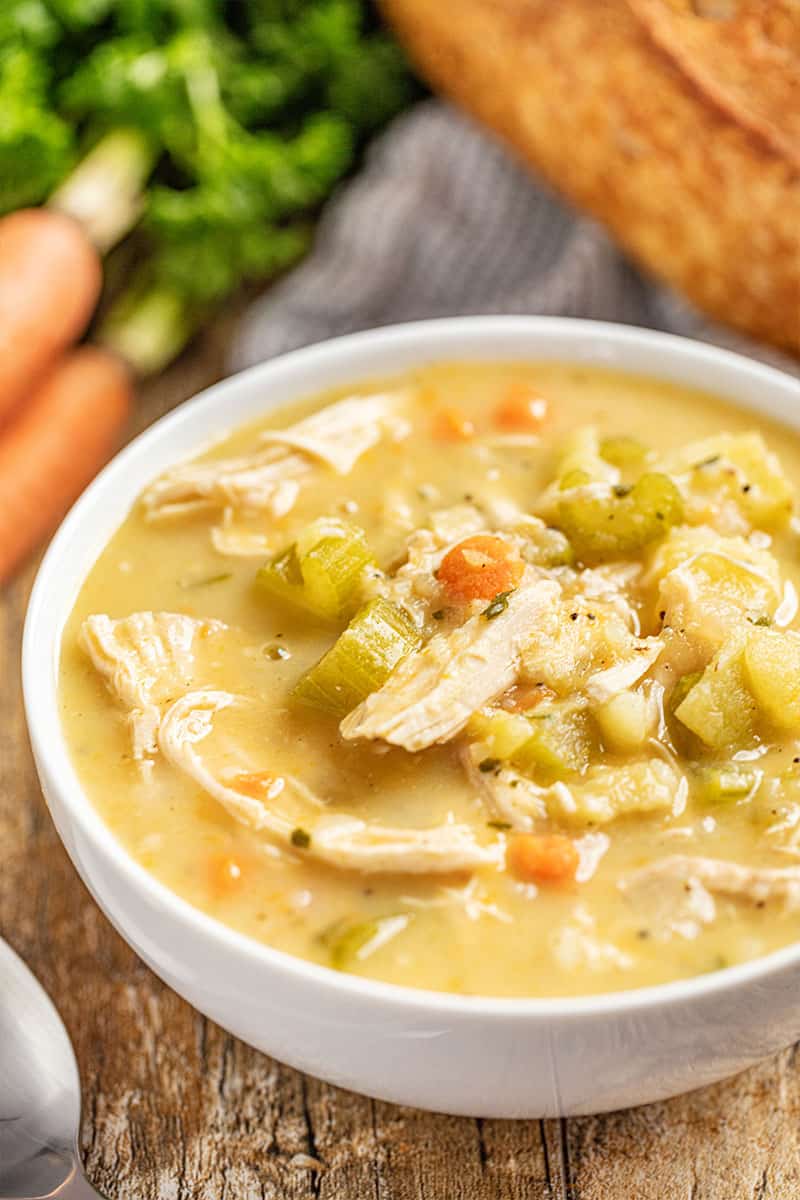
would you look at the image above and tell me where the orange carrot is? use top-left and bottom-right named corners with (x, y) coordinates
top-left (432, 406), bottom-right (476, 442)
top-left (438, 534), bottom-right (524, 602)
top-left (507, 834), bottom-right (579, 884)
top-left (501, 682), bottom-right (556, 713)
top-left (230, 771), bottom-right (285, 800)
top-left (493, 383), bottom-right (548, 432)
top-left (0, 209), bottom-right (103, 427)
top-left (0, 346), bottom-right (131, 583)
top-left (207, 852), bottom-right (246, 898)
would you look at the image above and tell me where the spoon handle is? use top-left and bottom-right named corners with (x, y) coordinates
top-left (48, 1158), bottom-right (105, 1200)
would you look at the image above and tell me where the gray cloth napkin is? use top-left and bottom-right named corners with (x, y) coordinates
top-left (232, 101), bottom-right (798, 377)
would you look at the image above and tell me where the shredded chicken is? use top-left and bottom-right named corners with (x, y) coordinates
top-left (465, 747), bottom-right (680, 830)
top-left (341, 573), bottom-right (561, 751)
top-left (142, 391), bottom-right (411, 522)
top-left (158, 690), bottom-right (497, 874)
top-left (80, 612), bottom-right (225, 757)
top-left (463, 744), bottom-right (547, 831)
top-left (621, 855), bottom-right (800, 912)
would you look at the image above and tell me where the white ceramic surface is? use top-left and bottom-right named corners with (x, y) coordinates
top-left (22, 317), bottom-right (800, 1118)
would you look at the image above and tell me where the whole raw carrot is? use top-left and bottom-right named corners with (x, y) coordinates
top-left (0, 209), bottom-right (103, 427)
top-left (0, 346), bottom-right (131, 583)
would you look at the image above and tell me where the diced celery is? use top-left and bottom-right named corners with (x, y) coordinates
top-left (744, 627), bottom-right (800, 732)
top-left (696, 767), bottom-right (758, 804)
top-left (557, 472), bottom-right (683, 562)
top-left (556, 427), bottom-right (618, 488)
top-left (257, 518), bottom-right (375, 621)
top-left (319, 914), bottom-right (410, 970)
top-left (560, 468), bottom-right (593, 491)
top-left (674, 635), bottom-right (756, 750)
top-left (292, 598), bottom-right (420, 717)
top-left (514, 703), bottom-right (593, 780)
top-left (600, 435), bottom-right (649, 470)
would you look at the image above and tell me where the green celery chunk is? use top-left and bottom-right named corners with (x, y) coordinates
top-left (600, 435), bottom-right (649, 469)
top-left (292, 598), bottom-right (420, 717)
top-left (319, 914), bottom-right (411, 971)
top-left (557, 472), bottom-right (683, 563)
top-left (256, 517), bottom-right (375, 621)
top-left (696, 767), bottom-right (758, 804)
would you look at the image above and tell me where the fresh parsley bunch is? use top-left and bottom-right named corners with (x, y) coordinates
top-left (0, 0), bottom-right (415, 370)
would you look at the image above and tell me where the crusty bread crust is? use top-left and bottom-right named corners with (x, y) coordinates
top-left (382, 0), bottom-right (800, 354)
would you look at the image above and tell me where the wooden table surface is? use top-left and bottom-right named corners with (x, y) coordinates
top-left (3, 324), bottom-right (800, 1200)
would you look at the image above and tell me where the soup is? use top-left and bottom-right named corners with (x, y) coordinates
top-left (60, 362), bottom-right (800, 998)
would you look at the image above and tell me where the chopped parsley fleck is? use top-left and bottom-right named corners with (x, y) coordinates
top-left (478, 757), bottom-right (501, 773)
top-left (482, 590), bottom-right (513, 619)
top-left (693, 454), bottom-right (721, 469)
top-left (290, 827), bottom-right (311, 849)
top-left (487, 819), bottom-right (512, 831)
top-left (749, 615), bottom-right (772, 627)
top-left (179, 571), bottom-right (232, 589)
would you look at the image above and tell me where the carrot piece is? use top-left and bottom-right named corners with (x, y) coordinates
top-left (438, 534), bottom-right (524, 602)
top-left (207, 853), bottom-right (246, 898)
top-left (501, 682), bottom-right (557, 713)
top-left (0, 346), bottom-right (131, 583)
top-left (432, 406), bottom-right (476, 441)
top-left (507, 834), bottom-right (579, 884)
top-left (493, 383), bottom-right (548, 432)
top-left (0, 209), bottom-right (102, 427)
top-left (230, 771), bottom-right (284, 800)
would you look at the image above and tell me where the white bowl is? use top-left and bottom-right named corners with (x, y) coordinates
top-left (23, 317), bottom-right (800, 1118)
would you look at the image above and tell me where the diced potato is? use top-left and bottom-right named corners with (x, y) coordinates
top-left (595, 690), bottom-right (651, 754)
top-left (514, 702), bottom-right (594, 781)
top-left (467, 708), bottom-right (534, 761)
top-left (647, 526), bottom-right (782, 667)
top-left (557, 472), bottom-right (683, 563)
top-left (674, 633), bottom-right (757, 750)
top-left (546, 758), bottom-right (679, 825)
top-left (525, 525), bottom-right (574, 568)
top-left (660, 432), bottom-right (794, 532)
top-left (744, 627), bottom-right (800, 732)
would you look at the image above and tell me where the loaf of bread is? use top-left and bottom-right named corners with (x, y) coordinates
top-left (382, 0), bottom-right (800, 355)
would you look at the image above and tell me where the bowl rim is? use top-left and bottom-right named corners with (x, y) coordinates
top-left (23, 314), bottom-right (800, 1020)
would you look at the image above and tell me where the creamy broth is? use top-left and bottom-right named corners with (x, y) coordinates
top-left (60, 363), bottom-right (800, 997)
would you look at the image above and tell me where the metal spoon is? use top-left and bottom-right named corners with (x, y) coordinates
top-left (0, 937), bottom-right (101, 1199)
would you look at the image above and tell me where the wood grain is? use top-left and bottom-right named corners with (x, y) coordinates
top-left (2, 324), bottom-right (800, 1199)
